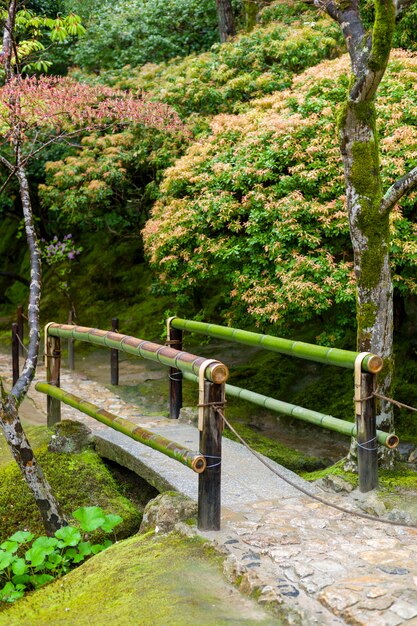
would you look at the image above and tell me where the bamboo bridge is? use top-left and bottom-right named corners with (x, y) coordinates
top-left (3, 317), bottom-right (416, 625)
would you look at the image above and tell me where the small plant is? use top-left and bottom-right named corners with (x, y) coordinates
top-left (0, 506), bottom-right (122, 604)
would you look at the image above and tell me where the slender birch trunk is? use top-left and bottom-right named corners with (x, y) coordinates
top-left (0, 0), bottom-right (67, 534)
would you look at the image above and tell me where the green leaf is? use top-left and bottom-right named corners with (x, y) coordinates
top-left (73, 506), bottom-right (106, 532)
top-left (31, 536), bottom-right (59, 554)
top-left (45, 553), bottom-right (62, 568)
top-left (0, 541), bottom-right (19, 554)
top-left (30, 573), bottom-right (54, 588)
top-left (11, 574), bottom-right (30, 585)
top-left (0, 551), bottom-right (14, 570)
top-left (55, 526), bottom-right (81, 547)
top-left (25, 546), bottom-right (47, 567)
top-left (0, 581), bottom-right (25, 603)
top-left (100, 514), bottom-right (123, 533)
top-left (8, 531), bottom-right (34, 544)
top-left (11, 558), bottom-right (28, 576)
top-left (77, 542), bottom-right (92, 556)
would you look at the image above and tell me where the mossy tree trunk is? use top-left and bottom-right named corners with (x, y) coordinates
top-left (314, 0), bottom-right (417, 467)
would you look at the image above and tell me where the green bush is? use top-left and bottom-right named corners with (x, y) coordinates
top-left (98, 10), bottom-right (344, 117)
top-left (70, 0), bottom-right (222, 72)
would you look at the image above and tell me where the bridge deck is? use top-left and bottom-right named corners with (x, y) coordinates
top-left (1, 355), bottom-right (416, 625)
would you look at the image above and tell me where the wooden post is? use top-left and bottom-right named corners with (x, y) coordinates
top-left (357, 372), bottom-right (378, 492)
top-left (169, 327), bottom-right (183, 419)
top-left (17, 304), bottom-right (24, 356)
top-left (198, 380), bottom-right (224, 530)
top-left (46, 334), bottom-right (61, 427)
top-left (67, 310), bottom-right (75, 370)
top-left (110, 317), bottom-right (119, 385)
top-left (12, 322), bottom-right (19, 385)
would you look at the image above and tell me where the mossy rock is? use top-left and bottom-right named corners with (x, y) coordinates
top-left (0, 533), bottom-right (279, 625)
top-left (0, 441), bottom-right (142, 542)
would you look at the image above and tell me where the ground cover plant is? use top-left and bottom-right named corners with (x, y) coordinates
top-left (0, 506), bottom-right (122, 604)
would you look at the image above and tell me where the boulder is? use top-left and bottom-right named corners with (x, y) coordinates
top-left (140, 491), bottom-right (197, 533)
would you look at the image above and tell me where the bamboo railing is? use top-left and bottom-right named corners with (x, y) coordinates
top-left (170, 318), bottom-right (383, 373)
top-left (183, 373), bottom-right (399, 449)
top-left (43, 322), bottom-right (229, 531)
top-left (167, 317), bottom-right (393, 493)
top-left (36, 383), bottom-right (206, 473)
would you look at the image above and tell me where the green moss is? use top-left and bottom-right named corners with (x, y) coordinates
top-left (357, 302), bottom-right (378, 332)
top-left (0, 437), bottom-right (142, 541)
top-left (301, 459), bottom-right (358, 486)
top-left (0, 533), bottom-right (279, 625)
top-left (369, 0), bottom-right (395, 71)
top-left (224, 421), bottom-right (326, 472)
top-left (351, 139), bottom-right (380, 198)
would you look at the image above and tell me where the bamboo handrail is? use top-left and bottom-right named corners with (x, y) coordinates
top-left (171, 318), bottom-right (383, 373)
top-left (46, 323), bottom-right (228, 384)
top-left (35, 382), bottom-right (207, 473)
top-left (183, 373), bottom-right (399, 449)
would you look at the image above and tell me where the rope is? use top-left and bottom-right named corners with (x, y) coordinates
top-left (373, 391), bottom-right (417, 413)
top-left (15, 334), bottom-right (28, 354)
top-left (356, 437), bottom-right (378, 451)
top-left (216, 409), bottom-right (417, 530)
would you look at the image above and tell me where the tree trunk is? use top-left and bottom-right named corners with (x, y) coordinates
top-left (0, 393), bottom-right (66, 534)
top-left (340, 100), bottom-right (396, 468)
top-left (215, 0), bottom-right (235, 42)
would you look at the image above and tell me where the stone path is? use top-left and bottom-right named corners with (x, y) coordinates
top-left (1, 354), bottom-right (417, 625)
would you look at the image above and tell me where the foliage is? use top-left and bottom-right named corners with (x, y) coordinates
top-left (0, 506), bottom-right (121, 604)
top-left (142, 51), bottom-right (417, 332)
top-left (95, 8), bottom-right (344, 117)
top-left (69, 0), bottom-right (222, 72)
top-left (40, 233), bottom-right (82, 303)
top-left (38, 127), bottom-right (185, 233)
top-left (0, 75), bottom-right (184, 149)
top-left (0, 7), bottom-right (85, 75)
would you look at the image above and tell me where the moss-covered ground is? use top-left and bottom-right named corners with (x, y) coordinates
top-left (0, 532), bottom-right (280, 626)
top-left (302, 460), bottom-right (417, 516)
top-left (0, 426), bottom-right (148, 542)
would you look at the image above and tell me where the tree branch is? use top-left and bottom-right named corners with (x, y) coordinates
top-left (380, 165), bottom-right (417, 214)
top-left (0, 154), bottom-right (13, 170)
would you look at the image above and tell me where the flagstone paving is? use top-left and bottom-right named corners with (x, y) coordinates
top-left (1, 353), bottom-right (416, 625)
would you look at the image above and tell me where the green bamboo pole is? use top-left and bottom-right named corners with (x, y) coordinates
top-left (46, 324), bottom-right (228, 384)
top-left (36, 382), bottom-right (206, 473)
top-left (183, 373), bottom-right (399, 449)
top-left (171, 318), bottom-right (383, 373)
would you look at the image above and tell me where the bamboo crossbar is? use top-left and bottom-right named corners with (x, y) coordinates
top-left (46, 323), bottom-right (228, 384)
top-left (183, 373), bottom-right (399, 449)
top-left (171, 318), bottom-right (383, 373)
top-left (35, 382), bottom-right (207, 473)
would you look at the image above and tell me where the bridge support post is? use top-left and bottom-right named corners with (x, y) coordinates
top-left (169, 327), bottom-right (183, 419)
top-left (12, 322), bottom-right (19, 385)
top-left (357, 371), bottom-right (378, 492)
top-left (67, 310), bottom-right (75, 370)
top-left (110, 317), bottom-right (119, 386)
top-left (46, 334), bottom-right (61, 428)
top-left (198, 380), bottom-right (224, 530)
